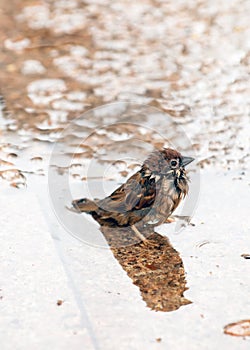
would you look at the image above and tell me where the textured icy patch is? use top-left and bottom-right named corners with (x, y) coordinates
top-left (27, 79), bottom-right (67, 105)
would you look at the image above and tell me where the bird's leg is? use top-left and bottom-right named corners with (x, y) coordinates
top-left (131, 225), bottom-right (155, 246)
top-left (131, 224), bottom-right (146, 242)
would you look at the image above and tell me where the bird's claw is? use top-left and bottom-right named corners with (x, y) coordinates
top-left (140, 238), bottom-right (158, 247)
top-left (165, 216), bottom-right (175, 223)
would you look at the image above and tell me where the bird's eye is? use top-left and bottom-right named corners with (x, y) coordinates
top-left (170, 159), bottom-right (178, 168)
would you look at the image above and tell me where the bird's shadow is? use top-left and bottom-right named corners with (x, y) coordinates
top-left (99, 224), bottom-right (192, 312)
top-left (68, 204), bottom-right (192, 312)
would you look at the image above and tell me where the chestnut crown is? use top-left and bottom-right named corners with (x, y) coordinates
top-left (161, 148), bottom-right (194, 169)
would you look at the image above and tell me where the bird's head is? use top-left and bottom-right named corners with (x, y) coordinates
top-left (161, 148), bottom-right (194, 173)
top-left (143, 148), bottom-right (194, 176)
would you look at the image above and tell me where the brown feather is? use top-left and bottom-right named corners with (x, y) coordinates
top-left (72, 198), bottom-right (98, 212)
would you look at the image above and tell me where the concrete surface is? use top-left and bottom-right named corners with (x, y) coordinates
top-left (0, 191), bottom-right (97, 350)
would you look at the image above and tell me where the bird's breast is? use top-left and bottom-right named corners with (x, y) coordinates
top-left (152, 177), bottom-right (180, 216)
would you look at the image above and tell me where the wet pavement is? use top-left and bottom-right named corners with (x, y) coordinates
top-left (0, 0), bottom-right (250, 349)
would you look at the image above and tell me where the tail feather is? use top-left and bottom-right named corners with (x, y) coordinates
top-left (72, 198), bottom-right (98, 213)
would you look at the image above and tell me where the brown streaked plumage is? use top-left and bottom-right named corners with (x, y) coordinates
top-left (72, 148), bottom-right (194, 243)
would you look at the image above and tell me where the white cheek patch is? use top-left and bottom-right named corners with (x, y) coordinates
top-left (153, 174), bottom-right (161, 182)
top-left (150, 174), bottom-right (161, 182)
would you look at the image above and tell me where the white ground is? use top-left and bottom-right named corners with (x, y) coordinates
top-left (1, 169), bottom-right (250, 350)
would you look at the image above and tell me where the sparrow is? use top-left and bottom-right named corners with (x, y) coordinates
top-left (72, 148), bottom-right (194, 244)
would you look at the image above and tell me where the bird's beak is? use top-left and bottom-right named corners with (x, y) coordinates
top-left (182, 156), bottom-right (194, 167)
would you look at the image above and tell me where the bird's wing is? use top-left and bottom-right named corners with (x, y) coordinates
top-left (97, 171), bottom-right (156, 213)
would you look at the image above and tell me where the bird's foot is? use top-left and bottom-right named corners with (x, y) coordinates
top-left (140, 238), bottom-right (158, 247)
top-left (131, 225), bottom-right (157, 247)
top-left (172, 215), bottom-right (191, 223)
top-left (164, 216), bottom-right (175, 223)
